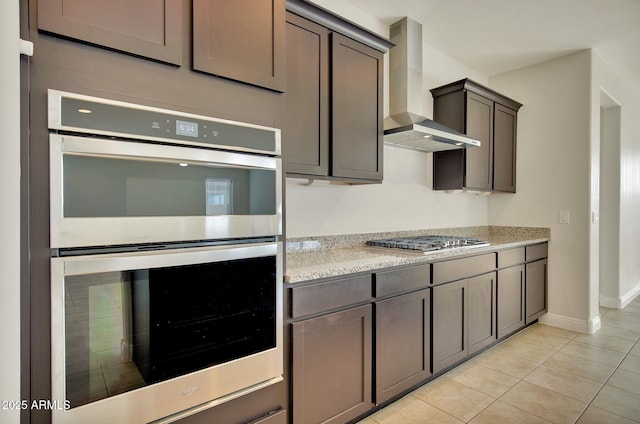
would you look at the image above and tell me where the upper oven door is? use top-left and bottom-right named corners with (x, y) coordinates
top-left (50, 134), bottom-right (282, 248)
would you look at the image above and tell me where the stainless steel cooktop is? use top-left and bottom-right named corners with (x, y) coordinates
top-left (366, 235), bottom-right (489, 254)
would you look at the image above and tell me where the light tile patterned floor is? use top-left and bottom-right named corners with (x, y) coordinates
top-left (358, 296), bottom-right (640, 423)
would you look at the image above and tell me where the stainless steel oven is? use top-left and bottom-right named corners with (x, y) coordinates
top-left (48, 90), bottom-right (281, 249)
top-left (48, 90), bottom-right (283, 423)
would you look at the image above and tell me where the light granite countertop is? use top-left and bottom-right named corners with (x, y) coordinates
top-left (284, 226), bottom-right (550, 283)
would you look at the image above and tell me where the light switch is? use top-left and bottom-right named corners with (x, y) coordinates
top-left (559, 210), bottom-right (570, 224)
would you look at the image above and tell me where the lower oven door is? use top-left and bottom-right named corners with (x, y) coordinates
top-left (51, 241), bottom-right (283, 424)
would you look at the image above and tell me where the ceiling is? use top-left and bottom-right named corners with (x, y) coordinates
top-left (340, 0), bottom-right (640, 84)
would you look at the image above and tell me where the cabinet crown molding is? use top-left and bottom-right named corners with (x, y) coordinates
top-left (431, 78), bottom-right (523, 111)
top-left (286, 0), bottom-right (394, 53)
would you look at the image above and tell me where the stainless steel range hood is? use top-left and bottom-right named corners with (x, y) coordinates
top-left (383, 18), bottom-right (480, 152)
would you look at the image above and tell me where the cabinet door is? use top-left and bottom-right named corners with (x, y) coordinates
top-left (283, 13), bottom-right (329, 176)
top-left (464, 91), bottom-right (494, 191)
top-left (38, 0), bottom-right (182, 65)
top-left (497, 265), bottom-right (525, 338)
top-left (468, 272), bottom-right (497, 354)
top-left (493, 104), bottom-right (518, 192)
top-left (193, 0), bottom-right (285, 91)
top-left (526, 259), bottom-right (547, 323)
top-left (432, 280), bottom-right (467, 373)
top-left (331, 33), bottom-right (383, 181)
top-left (375, 289), bottom-right (431, 404)
top-left (292, 305), bottom-right (373, 424)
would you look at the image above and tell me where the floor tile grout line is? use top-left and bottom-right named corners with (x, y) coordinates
top-left (438, 324), bottom-right (575, 423)
top-left (487, 329), bottom-right (577, 424)
top-left (464, 322), bottom-right (638, 423)
top-left (572, 344), bottom-right (639, 423)
top-left (565, 336), bottom-right (637, 356)
top-left (360, 314), bottom-right (640, 424)
top-left (407, 387), bottom-right (469, 423)
top-left (572, 311), bottom-right (640, 423)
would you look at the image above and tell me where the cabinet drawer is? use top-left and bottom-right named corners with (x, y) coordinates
top-left (374, 264), bottom-right (430, 298)
top-left (433, 253), bottom-right (496, 285)
top-left (498, 248), bottom-right (525, 268)
top-left (291, 275), bottom-right (371, 319)
top-left (526, 243), bottom-right (548, 262)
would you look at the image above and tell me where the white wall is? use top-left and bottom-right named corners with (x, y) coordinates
top-left (591, 50), bottom-right (640, 310)
top-left (286, 1), bottom-right (492, 237)
top-left (286, 147), bottom-right (491, 236)
top-left (489, 51), bottom-right (594, 332)
top-left (0, 0), bottom-right (22, 422)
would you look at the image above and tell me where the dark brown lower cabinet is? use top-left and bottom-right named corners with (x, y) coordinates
top-left (291, 305), bottom-right (373, 424)
top-left (432, 280), bottom-right (467, 373)
top-left (433, 270), bottom-right (498, 372)
top-left (375, 288), bottom-right (431, 404)
top-left (468, 272), bottom-right (497, 354)
top-left (526, 259), bottom-right (548, 323)
top-left (247, 409), bottom-right (287, 424)
top-left (497, 265), bottom-right (525, 338)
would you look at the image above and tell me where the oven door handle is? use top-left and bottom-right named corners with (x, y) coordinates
top-left (59, 242), bottom-right (280, 276)
top-left (55, 134), bottom-right (279, 171)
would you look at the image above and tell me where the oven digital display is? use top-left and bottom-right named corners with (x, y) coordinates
top-left (176, 120), bottom-right (198, 137)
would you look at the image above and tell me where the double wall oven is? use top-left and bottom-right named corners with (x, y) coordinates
top-left (48, 90), bottom-right (283, 423)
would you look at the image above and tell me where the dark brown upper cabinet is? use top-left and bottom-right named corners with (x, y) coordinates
top-left (493, 104), bottom-right (519, 192)
top-left (430, 79), bottom-right (522, 192)
top-left (283, 2), bottom-right (392, 183)
top-left (331, 33), bottom-right (383, 181)
top-left (283, 12), bottom-right (330, 176)
top-left (38, 0), bottom-right (183, 65)
top-left (193, 0), bottom-right (286, 92)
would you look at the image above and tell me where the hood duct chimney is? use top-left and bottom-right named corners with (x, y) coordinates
top-left (383, 17), bottom-right (480, 151)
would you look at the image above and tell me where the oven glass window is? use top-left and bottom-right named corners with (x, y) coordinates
top-left (64, 255), bottom-right (276, 408)
top-left (62, 155), bottom-right (275, 217)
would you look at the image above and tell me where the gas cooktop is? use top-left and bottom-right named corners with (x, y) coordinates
top-left (366, 235), bottom-right (489, 254)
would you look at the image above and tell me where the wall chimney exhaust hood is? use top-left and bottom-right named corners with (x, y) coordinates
top-left (383, 17), bottom-right (480, 152)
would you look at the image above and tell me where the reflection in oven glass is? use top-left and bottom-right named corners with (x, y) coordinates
top-left (65, 272), bottom-right (143, 407)
top-left (64, 256), bottom-right (276, 408)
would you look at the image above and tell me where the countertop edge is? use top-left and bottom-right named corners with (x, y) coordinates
top-left (284, 236), bottom-right (549, 284)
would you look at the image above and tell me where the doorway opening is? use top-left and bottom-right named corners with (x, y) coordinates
top-left (598, 90), bottom-right (621, 309)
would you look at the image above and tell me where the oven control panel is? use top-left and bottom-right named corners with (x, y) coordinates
top-left (48, 90), bottom-right (280, 155)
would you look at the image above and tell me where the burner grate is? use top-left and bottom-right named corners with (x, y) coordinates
top-left (366, 235), bottom-right (489, 253)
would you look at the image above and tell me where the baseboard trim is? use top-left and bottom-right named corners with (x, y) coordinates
top-left (600, 284), bottom-right (640, 309)
top-left (620, 285), bottom-right (640, 308)
top-left (538, 313), bottom-right (599, 334)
